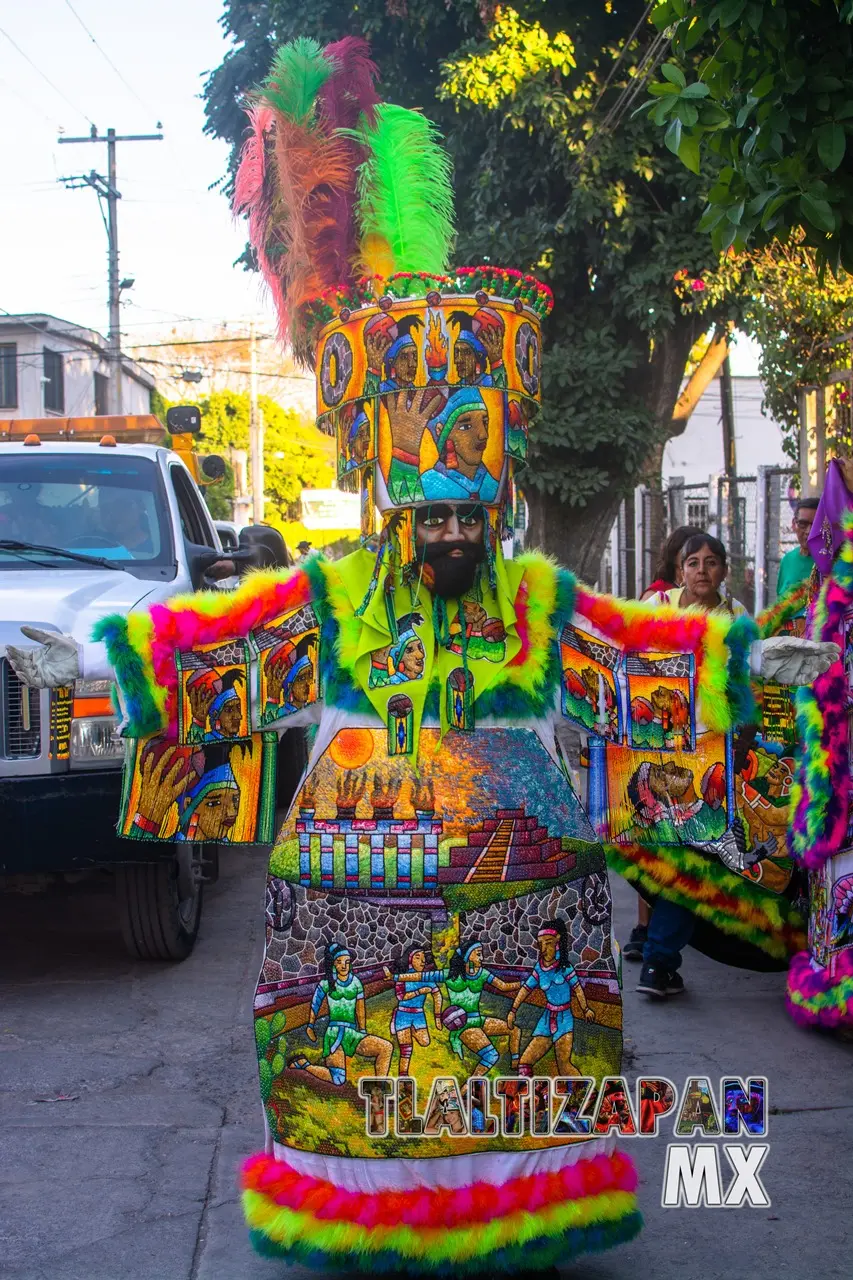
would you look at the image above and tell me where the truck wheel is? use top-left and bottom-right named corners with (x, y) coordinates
top-left (115, 846), bottom-right (203, 961)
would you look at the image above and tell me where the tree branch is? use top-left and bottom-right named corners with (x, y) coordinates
top-left (669, 321), bottom-right (732, 436)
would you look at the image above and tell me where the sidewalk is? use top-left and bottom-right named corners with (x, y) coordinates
top-left (1, 852), bottom-right (850, 1279)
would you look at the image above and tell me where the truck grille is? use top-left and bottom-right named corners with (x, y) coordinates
top-left (1, 659), bottom-right (41, 758)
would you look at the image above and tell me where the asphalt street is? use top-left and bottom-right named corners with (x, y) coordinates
top-left (1, 849), bottom-right (851, 1280)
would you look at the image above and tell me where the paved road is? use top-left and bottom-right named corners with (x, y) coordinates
top-left (1, 851), bottom-right (851, 1280)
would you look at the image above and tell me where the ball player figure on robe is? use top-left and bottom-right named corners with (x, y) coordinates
top-left (7, 35), bottom-right (838, 1276)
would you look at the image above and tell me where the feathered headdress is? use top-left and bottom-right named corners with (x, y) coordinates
top-left (233, 36), bottom-right (455, 361)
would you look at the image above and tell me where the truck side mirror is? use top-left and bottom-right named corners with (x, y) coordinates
top-left (186, 543), bottom-right (229, 590)
top-left (199, 454), bottom-right (226, 484)
top-left (238, 524), bottom-right (291, 571)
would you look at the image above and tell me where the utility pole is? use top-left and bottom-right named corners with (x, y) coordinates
top-left (719, 355), bottom-right (742, 595)
top-left (59, 126), bottom-right (163, 414)
top-left (249, 323), bottom-right (265, 524)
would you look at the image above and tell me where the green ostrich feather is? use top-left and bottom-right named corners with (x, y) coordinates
top-left (353, 103), bottom-right (455, 275)
top-left (259, 38), bottom-right (334, 123)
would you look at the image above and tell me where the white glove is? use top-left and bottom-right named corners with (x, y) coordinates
top-left (5, 627), bottom-right (80, 688)
top-left (754, 636), bottom-right (840, 687)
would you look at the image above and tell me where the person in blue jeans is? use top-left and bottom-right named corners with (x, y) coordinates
top-left (636, 898), bottom-right (695, 998)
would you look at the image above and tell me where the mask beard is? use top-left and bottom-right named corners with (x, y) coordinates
top-left (420, 540), bottom-right (484, 599)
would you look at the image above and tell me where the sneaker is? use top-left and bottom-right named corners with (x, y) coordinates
top-left (622, 925), bottom-right (647, 961)
top-left (636, 963), bottom-right (669, 998)
top-left (665, 970), bottom-right (686, 996)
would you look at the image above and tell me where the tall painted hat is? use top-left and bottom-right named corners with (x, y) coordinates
top-left (233, 37), bottom-right (552, 542)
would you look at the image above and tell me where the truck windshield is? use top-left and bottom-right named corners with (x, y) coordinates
top-left (0, 453), bottom-right (174, 570)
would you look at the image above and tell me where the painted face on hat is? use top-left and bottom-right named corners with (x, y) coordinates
top-left (454, 341), bottom-right (482, 384)
top-left (351, 415), bottom-right (371, 463)
top-left (447, 409), bottom-right (489, 473)
top-left (392, 344), bottom-right (418, 386)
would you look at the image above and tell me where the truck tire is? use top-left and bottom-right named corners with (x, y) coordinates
top-left (115, 846), bottom-right (203, 961)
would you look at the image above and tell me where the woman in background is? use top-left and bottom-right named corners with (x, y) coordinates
top-left (647, 533), bottom-right (748, 618)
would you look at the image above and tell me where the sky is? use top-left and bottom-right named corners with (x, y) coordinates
top-left (0, 0), bottom-right (270, 345)
top-left (0, 0), bottom-right (761, 376)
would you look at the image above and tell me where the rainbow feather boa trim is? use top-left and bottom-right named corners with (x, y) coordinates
top-left (786, 948), bottom-right (853, 1028)
top-left (241, 1150), bottom-right (641, 1274)
top-left (98, 550), bottom-right (758, 739)
top-left (787, 515), bottom-right (853, 870)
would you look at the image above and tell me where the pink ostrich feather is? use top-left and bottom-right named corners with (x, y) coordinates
top-left (233, 104), bottom-right (287, 324)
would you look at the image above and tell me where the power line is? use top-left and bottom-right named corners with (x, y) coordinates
top-left (125, 335), bottom-right (274, 349)
top-left (134, 354), bottom-right (313, 381)
top-left (62, 0), bottom-right (159, 122)
top-left (0, 23), bottom-right (95, 127)
top-left (0, 75), bottom-right (57, 127)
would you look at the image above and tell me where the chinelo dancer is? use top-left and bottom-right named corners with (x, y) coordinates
top-left (7, 36), bottom-right (837, 1275)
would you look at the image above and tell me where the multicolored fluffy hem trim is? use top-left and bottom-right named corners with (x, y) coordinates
top-left (787, 515), bottom-right (853, 869)
top-left (241, 1149), bottom-right (641, 1274)
top-left (605, 842), bottom-right (805, 961)
top-left (786, 948), bottom-right (853, 1028)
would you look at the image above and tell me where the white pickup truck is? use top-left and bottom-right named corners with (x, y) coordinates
top-left (0, 408), bottom-right (300, 960)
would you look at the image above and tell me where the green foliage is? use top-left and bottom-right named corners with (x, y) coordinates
top-left (204, 1), bottom-right (735, 563)
top-left (149, 386), bottom-right (170, 425)
top-left (645, 0), bottom-right (853, 270)
top-left (698, 236), bottom-right (853, 454)
top-left (191, 389), bottom-right (335, 526)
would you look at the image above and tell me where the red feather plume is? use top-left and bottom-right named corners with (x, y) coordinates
top-left (233, 38), bottom-right (380, 356)
top-left (315, 37), bottom-right (381, 290)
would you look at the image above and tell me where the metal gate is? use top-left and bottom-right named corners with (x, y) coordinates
top-left (622, 469), bottom-right (797, 610)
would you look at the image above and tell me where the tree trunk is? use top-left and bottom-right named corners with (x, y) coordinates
top-left (525, 312), bottom-right (731, 582)
top-left (526, 486), bottom-right (624, 583)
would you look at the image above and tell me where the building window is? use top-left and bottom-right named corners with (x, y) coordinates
top-left (43, 348), bottom-right (65, 413)
top-left (94, 371), bottom-right (109, 415)
top-left (0, 344), bottom-right (17, 408)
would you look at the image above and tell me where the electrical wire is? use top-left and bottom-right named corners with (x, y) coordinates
top-left (0, 23), bottom-right (95, 127)
top-left (62, 0), bottom-right (159, 122)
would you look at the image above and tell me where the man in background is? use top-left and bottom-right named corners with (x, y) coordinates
top-left (776, 497), bottom-right (818, 598)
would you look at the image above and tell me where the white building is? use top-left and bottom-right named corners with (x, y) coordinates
top-left (0, 314), bottom-right (154, 420)
top-left (663, 373), bottom-right (790, 485)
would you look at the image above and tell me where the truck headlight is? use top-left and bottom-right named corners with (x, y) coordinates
top-left (70, 716), bottom-right (125, 761)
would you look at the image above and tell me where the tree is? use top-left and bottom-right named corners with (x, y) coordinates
top-left (204, 1), bottom-right (738, 576)
top-left (196, 389), bottom-right (336, 526)
top-left (643, 0), bottom-right (853, 271)
top-left (697, 236), bottom-right (853, 455)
